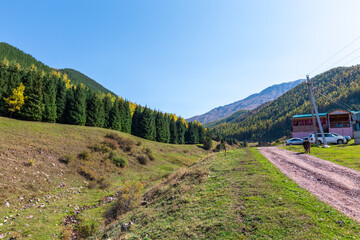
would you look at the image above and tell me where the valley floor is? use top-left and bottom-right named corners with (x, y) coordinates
top-left (95, 148), bottom-right (360, 239)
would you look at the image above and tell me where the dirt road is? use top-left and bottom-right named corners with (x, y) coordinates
top-left (258, 147), bottom-right (360, 221)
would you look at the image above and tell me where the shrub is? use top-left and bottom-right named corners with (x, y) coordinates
top-left (109, 151), bottom-right (116, 159)
top-left (78, 218), bottom-right (99, 238)
top-left (106, 182), bottom-right (143, 221)
top-left (88, 143), bottom-right (102, 152)
top-left (137, 155), bottom-right (148, 165)
top-left (59, 155), bottom-right (73, 165)
top-left (27, 159), bottom-right (35, 167)
top-left (215, 143), bottom-right (225, 152)
top-left (60, 226), bottom-right (72, 240)
top-left (105, 132), bottom-right (119, 140)
top-left (114, 156), bottom-right (127, 168)
top-left (88, 143), bottom-right (111, 153)
top-left (78, 151), bottom-right (90, 160)
top-left (103, 138), bottom-right (119, 150)
top-left (98, 177), bottom-right (111, 189)
top-left (105, 133), bottom-right (135, 152)
top-left (144, 148), bottom-right (155, 161)
top-left (118, 137), bottom-right (135, 152)
top-left (78, 166), bottom-right (98, 181)
top-left (203, 136), bottom-right (213, 150)
top-left (87, 181), bottom-right (97, 189)
top-left (109, 152), bottom-right (128, 168)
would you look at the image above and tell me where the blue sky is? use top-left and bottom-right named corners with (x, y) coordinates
top-left (2, 0), bottom-right (360, 118)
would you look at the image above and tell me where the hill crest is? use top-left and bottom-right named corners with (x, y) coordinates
top-left (0, 42), bottom-right (114, 94)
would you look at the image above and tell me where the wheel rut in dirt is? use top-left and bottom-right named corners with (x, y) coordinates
top-left (258, 147), bottom-right (360, 221)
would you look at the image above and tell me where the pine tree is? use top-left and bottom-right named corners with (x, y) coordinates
top-left (197, 123), bottom-right (205, 144)
top-left (155, 112), bottom-right (168, 142)
top-left (102, 94), bottom-right (112, 128)
top-left (109, 98), bottom-right (122, 131)
top-left (20, 66), bottom-right (44, 121)
top-left (120, 100), bottom-right (132, 133)
top-left (55, 73), bottom-right (67, 122)
top-left (131, 106), bottom-right (142, 137)
top-left (169, 117), bottom-right (178, 144)
top-left (65, 85), bottom-right (87, 125)
top-left (176, 118), bottom-right (186, 144)
top-left (164, 114), bottom-right (170, 143)
top-left (0, 59), bottom-right (10, 114)
top-left (203, 135), bottom-right (213, 150)
top-left (86, 91), bottom-right (104, 127)
top-left (140, 107), bottom-right (156, 140)
top-left (6, 61), bottom-right (22, 98)
top-left (185, 122), bottom-right (199, 144)
top-left (42, 74), bottom-right (57, 122)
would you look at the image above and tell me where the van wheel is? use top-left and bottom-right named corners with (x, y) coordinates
top-left (337, 139), bottom-right (344, 144)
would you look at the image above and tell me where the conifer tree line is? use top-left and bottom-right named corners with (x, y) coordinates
top-left (0, 59), bottom-right (206, 144)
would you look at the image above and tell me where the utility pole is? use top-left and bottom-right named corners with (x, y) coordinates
top-left (306, 75), bottom-right (328, 147)
top-left (306, 80), bottom-right (319, 146)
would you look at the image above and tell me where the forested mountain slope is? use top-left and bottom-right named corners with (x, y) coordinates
top-left (0, 42), bottom-right (49, 71)
top-left (204, 102), bottom-right (272, 129)
top-left (212, 66), bottom-right (360, 142)
top-left (60, 68), bottom-right (115, 95)
top-left (204, 109), bottom-right (248, 128)
top-left (0, 42), bottom-right (113, 94)
top-left (187, 79), bottom-right (304, 124)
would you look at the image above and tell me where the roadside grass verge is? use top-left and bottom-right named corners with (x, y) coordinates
top-left (94, 148), bottom-right (360, 239)
top-left (282, 140), bottom-right (360, 171)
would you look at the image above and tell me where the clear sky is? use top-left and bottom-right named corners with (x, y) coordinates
top-left (2, 0), bottom-right (360, 118)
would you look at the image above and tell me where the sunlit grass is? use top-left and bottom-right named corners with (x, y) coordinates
top-left (282, 140), bottom-right (360, 171)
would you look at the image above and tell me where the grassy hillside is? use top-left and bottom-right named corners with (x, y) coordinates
top-left (93, 148), bottom-right (360, 239)
top-left (60, 68), bottom-right (115, 95)
top-left (0, 117), bottom-right (208, 239)
top-left (187, 79), bottom-right (303, 124)
top-left (0, 42), bottom-right (113, 94)
top-left (212, 66), bottom-right (360, 142)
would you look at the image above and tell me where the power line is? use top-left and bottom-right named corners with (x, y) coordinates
top-left (343, 54), bottom-right (360, 66)
top-left (308, 34), bottom-right (360, 75)
top-left (326, 45), bottom-right (360, 70)
top-left (315, 89), bottom-right (354, 111)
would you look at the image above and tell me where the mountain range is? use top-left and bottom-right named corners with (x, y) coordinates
top-left (187, 79), bottom-right (304, 124)
top-left (212, 65), bottom-right (360, 142)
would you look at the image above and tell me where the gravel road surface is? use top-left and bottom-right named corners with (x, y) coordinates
top-left (259, 147), bottom-right (360, 221)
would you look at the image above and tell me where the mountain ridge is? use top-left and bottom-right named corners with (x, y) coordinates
top-left (0, 42), bottom-right (114, 95)
top-left (187, 79), bottom-right (304, 124)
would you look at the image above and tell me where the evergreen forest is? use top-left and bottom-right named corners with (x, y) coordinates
top-left (0, 57), bottom-right (206, 145)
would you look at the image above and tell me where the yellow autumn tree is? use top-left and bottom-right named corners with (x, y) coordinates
top-left (3, 82), bottom-right (27, 117)
top-left (62, 73), bottom-right (72, 89)
top-left (129, 102), bottom-right (137, 117)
